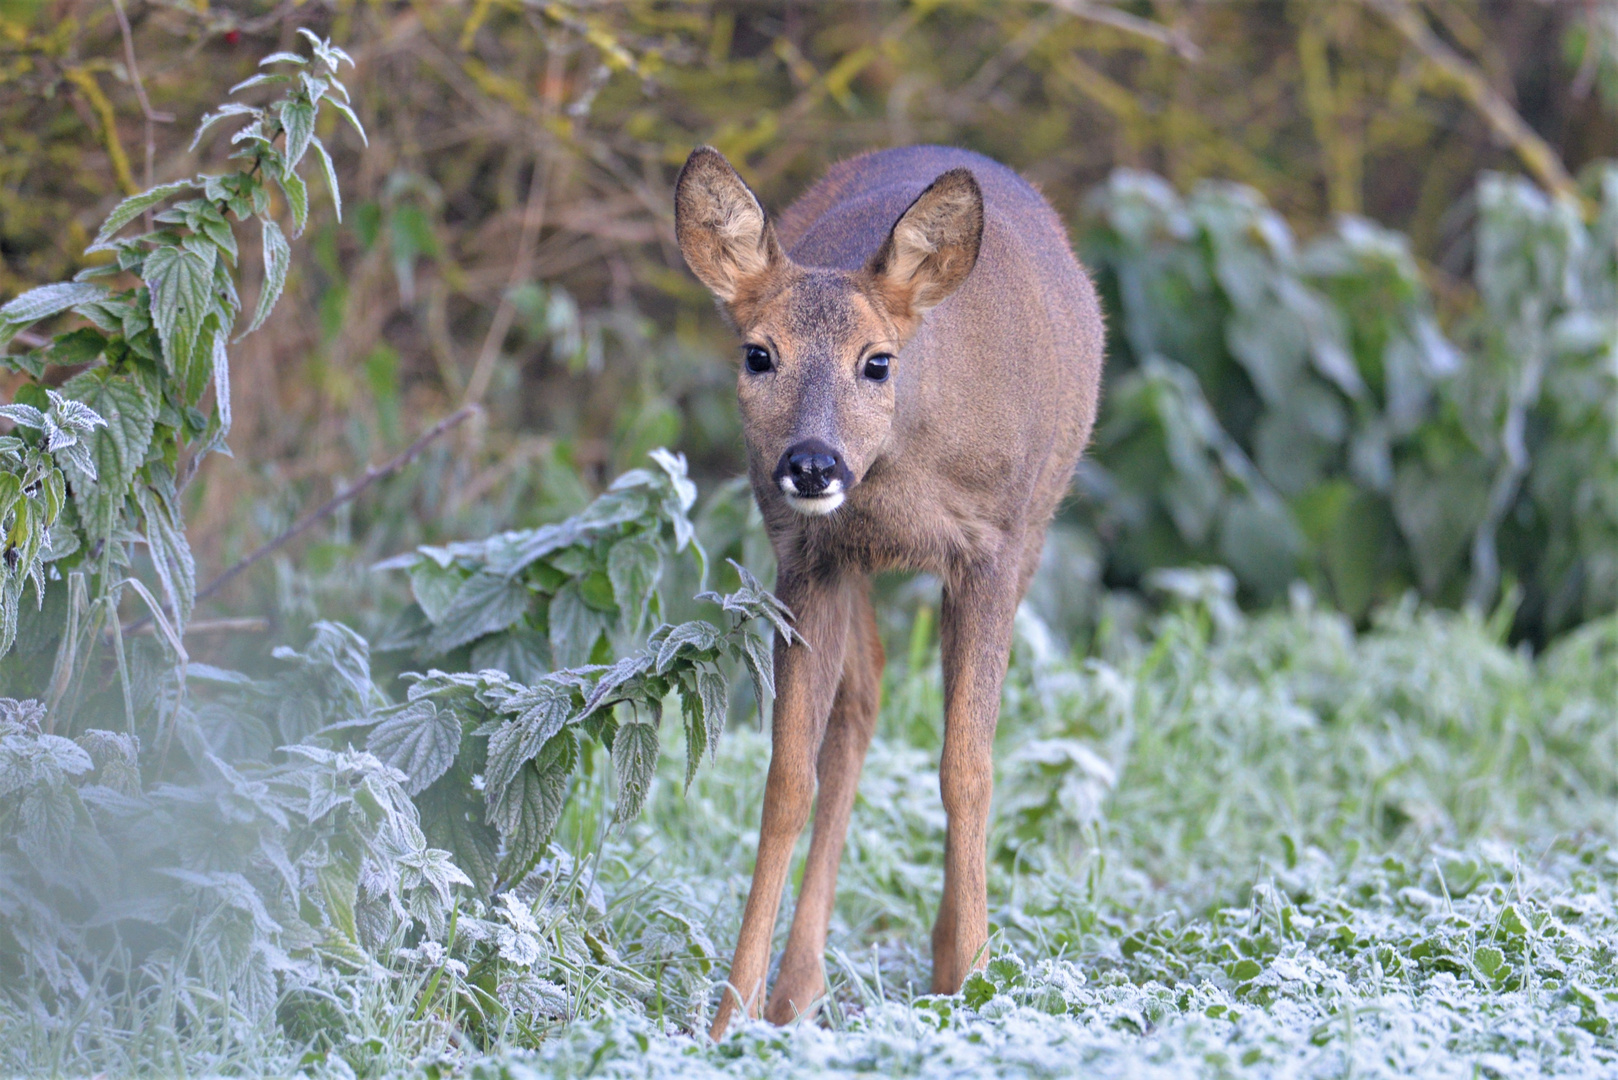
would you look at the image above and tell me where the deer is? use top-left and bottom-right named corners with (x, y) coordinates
top-left (674, 144), bottom-right (1104, 1039)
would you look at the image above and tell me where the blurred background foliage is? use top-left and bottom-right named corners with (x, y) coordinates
top-left (2, 0), bottom-right (1615, 654)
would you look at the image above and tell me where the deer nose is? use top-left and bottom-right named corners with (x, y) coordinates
top-left (778, 440), bottom-right (846, 497)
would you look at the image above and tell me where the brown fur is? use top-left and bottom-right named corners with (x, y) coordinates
top-left (674, 145), bottom-right (1104, 1037)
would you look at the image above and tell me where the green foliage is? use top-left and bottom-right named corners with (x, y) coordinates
top-left (376, 448), bottom-right (704, 676)
top-left (0, 31), bottom-right (358, 728)
top-left (1079, 166), bottom-right (1618, 639)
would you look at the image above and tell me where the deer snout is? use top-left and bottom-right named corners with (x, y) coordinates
top-left (774, 439), bottom-right (852, 515)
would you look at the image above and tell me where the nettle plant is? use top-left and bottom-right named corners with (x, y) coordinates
top-left (362, 451), bottom-right (795, 893)
top-left (0, 30), bottom-right (361, 720)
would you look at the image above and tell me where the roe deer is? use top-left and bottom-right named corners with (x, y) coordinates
top-left (674, 145), bottom-right (1103, 1038)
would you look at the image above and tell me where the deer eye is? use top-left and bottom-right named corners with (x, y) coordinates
top-left (862, 354), bottom-right (891, 382)
top-left (744, 345), bottom-right (773, 373)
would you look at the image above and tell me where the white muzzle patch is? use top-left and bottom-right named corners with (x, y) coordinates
top-left (779, 475), bottom-right (846, 516)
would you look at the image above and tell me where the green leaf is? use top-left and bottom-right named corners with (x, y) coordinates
top-left (59, 369), bottom-right (158, 536)
top-left (143, 242), bottom-right (217, 373)
top-left (228, 72), bottom-right (292, 95)
top-left (484, 683), bottom-right (573, 798)
top-left (695, 668), bottom-right (727, 761)
top-left (309, 136), bottom-right (342, 223)
top-left (420, 777), bottom-right (500, 897)
top-left (607, 533), bottom-right (662, 637)
top-left (368, 699), bottom-right (464, 796)
top-left (244, 218), bottom-right (290, 335)
top-left (654, 619), bottom-right (720, 673)
top-left (424, 571), bottom-right (531, 655)
top-left (86, 181), bottom-right (196, 253)
top-left (135, 479), bottom-right (196, 634)
top-left (491, 753), bottom-right (569, 877)
top-left (190, 103), bottom-right (260, 151)
top-left (324, 97), bottom-right (368, 146)
top-left (1, 284), bottom-right (108, 348)
top-left (611, 720), bottom-right (659, 824)
top-left (279, 99), bottom-right (317, 170)
top-left (549, 583), bottom-right (610, 669)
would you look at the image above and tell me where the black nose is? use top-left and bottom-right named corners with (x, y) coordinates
top-left (789, 450), bottom-right (838, 493)
top-left (778, 440), bottom-right (846, 496)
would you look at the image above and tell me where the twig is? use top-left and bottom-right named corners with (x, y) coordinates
top-left (1045, 0), bottom-right (1201, 62)
top-left (110, 0), bottom-right (176, 232)
top-left (124, 405), bottom-right (479, 633)
top-left (462, 151), bottom-right (555, 405)
top-left (128, 616), bottom-right (271, 637)
top-left (1366, 0), bottom-right (1582, 208)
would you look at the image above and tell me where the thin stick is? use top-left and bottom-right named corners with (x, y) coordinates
top-left (125, 404), bottom-right (478, 632)
top-left (1366, 0), bottom-right (1581, 208)
top-left (110, 0), bottom-right (175, 232)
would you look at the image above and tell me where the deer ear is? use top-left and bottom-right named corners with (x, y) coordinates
top-left (675, 147), bottom-right (785, 304)
top-left (866, 168), bottom-right (984, 318)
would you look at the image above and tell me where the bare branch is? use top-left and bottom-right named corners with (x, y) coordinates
top-left (1044, 0), bottom-right (1201, 62)
top-left (1366, 0), bottom-right (1581, 207)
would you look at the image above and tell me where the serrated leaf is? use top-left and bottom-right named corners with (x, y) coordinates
top-left (420, 778), bottom-right (499, 896)
top-left (611, 720), bottom-right (659, 825)
top-left (549, 583), bottom-right (610, 669)
top-left (607, 533), bottom-right (662, 637)
top-left (143, 242), bottom-right (216, 374)
top-left (0, 284), bottom-right (108, 346)
top-left (325, 97), bottom-right (368, 146)
top-left (279, 98), bottom-right (316, 170)
top-left (655, 620), bottom-right (720, 673)
top-left (490, 756), bottom-right (568, 878)
top-left (424, 571), bottom-right (531, 656)
top-left (276, 161), bottom-right (309, 236)
top-left (696, 668), bottom-right (727, 760)
top-left (484, 681), bottom-right (573, 797)
top-left (228, 72), bottom-right (292, 95)
top-left (258, 51), bottom-right (308, 67)
top-left (309, 136), bottom-right (342, 223)
top-left (190, 103), bottom-right (260, 151)
top-left (735, 629), bottom-right (775, 712)
top-left (367, 699), bottom-right (464, 796)
top-left (86, 181), bottom-right (196, 253)
top-left (136, 479), bottom-right (196, 635)
top-left (245, 218), bottom-right (290, 335)
top-left (580, 652), bottom-right (653, 718)
top-left (59, 369), bottom-right (158, 536)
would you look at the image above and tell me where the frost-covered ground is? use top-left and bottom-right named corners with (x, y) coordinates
top-left (399, 599), bottom-right (1617, 1079)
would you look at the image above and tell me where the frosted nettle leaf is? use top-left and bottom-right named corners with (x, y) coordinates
top-left (0, 404), bottom-right (45, 429)
top-left (696, 668), bottom-right (727, 761)
top-left (733, 629), bottom-right (775, 708)
top-left (136, 480), bottom-right (196, 633)
top-left (611, 721), bottom-right (659, 825)
top-left (310, 136), bottom-right (343, 222)
top-left (490, 754), bottom-right (568, 875)
top-left (424, 571), bottom-right (530, 655)
top-left (85, 181), bottom-right (196, 253)
top-left (484, 681), bottom-right (574, 795)
top-left (18, 785), bottom-right (77, 865)
top-left (228, 72), bottom-right (292, 95)
top-left (325, 97), bottom-right (368, 146)
top-left (244, 218), bottom-right (290, 335)
top-left (580, 652), bottom-right (652, 718)
top-left (144, 241), bottom-right (216, 371)
top-left (279, 98), bottom-right (317, 170)
top-left (655, 620), bottom-right (720, 674)
top-left (258, 50), bottom-right (308, 68)
top-left (607, 533), bottom-right (662, 637)
top-left (367, 699), bottom-right (462, 796)
top-left (0, 283), bottom-right (108, 348)
top-left (59, 369), bottom-right (158, 535)
top-left (190, 103), bottom-right (260, 151)
top-left (549, 583), bottom-right (609, 669)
